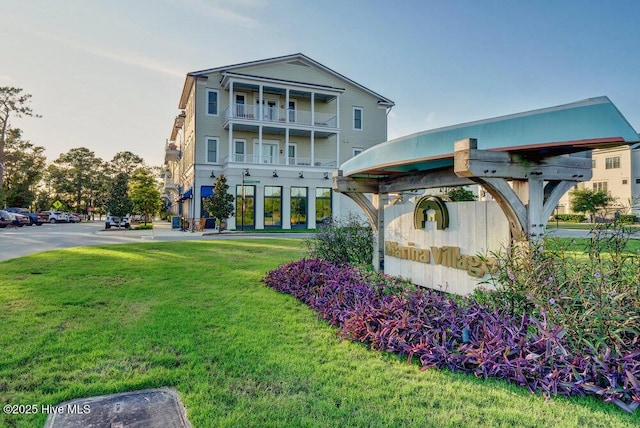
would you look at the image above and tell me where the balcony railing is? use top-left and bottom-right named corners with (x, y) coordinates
top-left (223, 154), bottom-right (337, 168)
top-left (225, 104), bottom-right (337, 128)
top-left (164, 142), bottom-right (181, 162)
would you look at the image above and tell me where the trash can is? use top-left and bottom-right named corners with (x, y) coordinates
top-left (171, 216), bottom-right (180, 229)
top-left (204, 218), bottom-right (216, 229)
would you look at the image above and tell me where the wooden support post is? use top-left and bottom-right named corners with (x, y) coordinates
top-left (454, 138), bottom-right (591, 241)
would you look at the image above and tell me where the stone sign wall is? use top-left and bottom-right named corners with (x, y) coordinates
top-left (384, 200), bottom-right (510, 295)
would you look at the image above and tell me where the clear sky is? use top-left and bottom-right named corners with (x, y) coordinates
top-left (2, 0), bottom-right (639, 167)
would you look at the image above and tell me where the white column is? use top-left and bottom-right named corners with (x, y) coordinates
top-left (255, 185), bottom-right (265, 229)
top-left (285, 128), bottom-right (290, 165)
top-left (229, 80), bottom-right (234, 117)
top-left (282, 186), bottom-right (291, 229)
top-left (335, 131), bottom-right (340, 167)
top-left (229, 123), bottom-right (234, 163)
top-left (228, 81), bottom-right (234, 164)
top-left (309, 187), bottom-right (316, 229)
top-left (336, 95), bottom-right (340, 166)
top-left (311, 130), bottom-right (315, 166)
top-left (285, 89), bottom-right (290, 123)
top-left (258, 125), bottom-right (263, 164)
top-left (259, 85), bottom-right (263, 120)
top-left (311, 92), bottom-right (315, 125)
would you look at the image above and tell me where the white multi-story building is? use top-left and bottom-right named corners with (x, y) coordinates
top-left (163, 53), bottom-right (394, 229)
top-left (557, 144), bottom-right (640, 218)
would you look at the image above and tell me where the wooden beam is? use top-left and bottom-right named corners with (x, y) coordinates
top-left (342, 192), bottom-right (378, 232)
top-left (455, 149), bottom-right (592, 180)
top-left (472, 176), bottom-right (528, 240)
top-left (379, 169), bottom-right (473, 193)
top-left (332, 173), bottom-right (379, 193)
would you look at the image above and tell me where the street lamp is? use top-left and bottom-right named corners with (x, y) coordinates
top-left (241, 170), bottom-right (245, 231)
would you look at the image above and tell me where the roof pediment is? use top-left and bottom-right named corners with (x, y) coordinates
top-left (178, 53), bottom-right (394, 109)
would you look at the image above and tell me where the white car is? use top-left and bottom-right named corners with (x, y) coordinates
top-left (105, 214), bottom-right (130, 229)
top-left (40, 211), bottom-right (69, 223)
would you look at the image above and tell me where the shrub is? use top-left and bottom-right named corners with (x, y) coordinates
top-left (306, 213), bottom-right (373, 266)
top-left (553, 214), bottom-right (586, 222)
top-left (619, 214), bottom-right (638, 224)
top-left (262, 259), bottom-right (640, 412)
top-left (485, 221), bottom-right (640, 356)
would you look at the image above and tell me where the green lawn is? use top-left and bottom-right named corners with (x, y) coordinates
top-left (547, 221), bottom-right (640, 231)
top-left (1, 239), bottom-right (638, 427)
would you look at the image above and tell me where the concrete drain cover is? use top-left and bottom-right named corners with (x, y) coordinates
top-left (44, 388), bottom-right (191, 428)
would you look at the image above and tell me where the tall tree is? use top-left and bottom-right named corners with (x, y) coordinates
top-left (50, 147), bottom-right (104, 212)
top-left (108, 151), bottom-right (145, 178)
top-left (202, 174), bottom-right (234, 232)
top-left (1, 128), bottom-right (47, 208)
top-left (105, 172), bottom-right (133, 221)
top-left (128, 167), bottom-right (162, 224)
top-left (0, 87), bottom-right (40, 198)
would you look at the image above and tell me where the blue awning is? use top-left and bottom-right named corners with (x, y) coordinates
top-left (180, 188), bottom-right (192, 200)
top-left (201, 186), bottom-right (214, 198)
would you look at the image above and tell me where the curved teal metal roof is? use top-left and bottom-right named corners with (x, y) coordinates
top-left (342, 96), bottom-right (639, 177)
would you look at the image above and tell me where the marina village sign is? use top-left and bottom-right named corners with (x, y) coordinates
top-left (333, 97), bottom-right (639, 295)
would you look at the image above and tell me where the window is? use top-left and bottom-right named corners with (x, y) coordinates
top-left (236, 185), bottom-right (255, 229)
top-left (353, 107), bottom-right (363, 130)
top-left (622, 179), bottom-right (628, 185)
top-left (264, 186), bottom-right (282, 228)
top-left (605, 156), bottom-right (620, 169)
top-left (234, 140), bottom-right (246, 162)
top-left (593, 182), bottom-right (608, 192)
top-left (592, 159), bottom-right (596, 168)
top-left (287, 144), bottom-right (297, 164)
top-left (353, 147), bottom-right (364, 157)
top-left (315, 188), bottom-right (332, 224)
top-left (206, 89), bottom-right (218, 116)
top-left (288, 100), bottom-right (297, 122)
top-left (234, 93), bottom-right (247, 118)
top-left (290, 187), bottom-right (308, 228)
top-left (206, 137), bottom-right (218, 163)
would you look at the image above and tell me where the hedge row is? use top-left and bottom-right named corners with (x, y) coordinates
top-left (262, 259), bottom-right (640, 413)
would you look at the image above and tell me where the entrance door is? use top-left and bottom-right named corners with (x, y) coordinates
top-left (235, 94), bottom-right (247, 118)
top-left (256, 99), bottom-right (278, 121)
top-left (254, 140), bottom-right (279, 164)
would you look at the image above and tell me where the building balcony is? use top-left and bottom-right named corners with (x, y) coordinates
top-left (223, 154), bottom-right (337, 169)
top-left (163, 173), bottom-right (179, 193)
top-left (165, 142), bottom-right (181, 163)
top-left (224, 104), bottom-right (338, 134)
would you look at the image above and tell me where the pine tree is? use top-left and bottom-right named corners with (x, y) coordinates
top-left (202, 174), bottom-right (235, 232)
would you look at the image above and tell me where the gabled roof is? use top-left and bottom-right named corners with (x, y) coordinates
top-left (178, 53), bottom-right (394, 109)
top-left (341, 96), bottom-right (640, 177)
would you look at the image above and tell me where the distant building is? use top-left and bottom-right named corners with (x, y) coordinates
top-left (163, 53), bottom-right (394, 229)
top-left (557, 143), bottom-right (640, 218)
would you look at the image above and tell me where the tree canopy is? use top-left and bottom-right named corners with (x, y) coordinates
top-left (203, 174), bottom-right (234, 232)
top-left (570, 188), bottom-right (614, 221)
top-left (129, 167), bottom-right (162, 223)
top-left (105, 172), bottom-right (133, 219)
top-left (0, 87), bottom-right (40, 202)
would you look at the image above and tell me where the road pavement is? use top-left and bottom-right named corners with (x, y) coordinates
top-left (1, 221), bottom-right (635, 263)
top-left (0, 221), bottom-right (312, 263)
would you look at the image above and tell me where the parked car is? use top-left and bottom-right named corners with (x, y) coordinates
top-left (105, 214), bottom-right (130, 229)
top-left (6, 212), bottom-right (30, 227)
top-left (0, 210), bottom-right (13, 228)
top-left (68, 213), bottom-right (82, 223)
top-left (39, 210), bottom-right (69, 223)
top-left (6, 207), bottom-right (44, 226)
